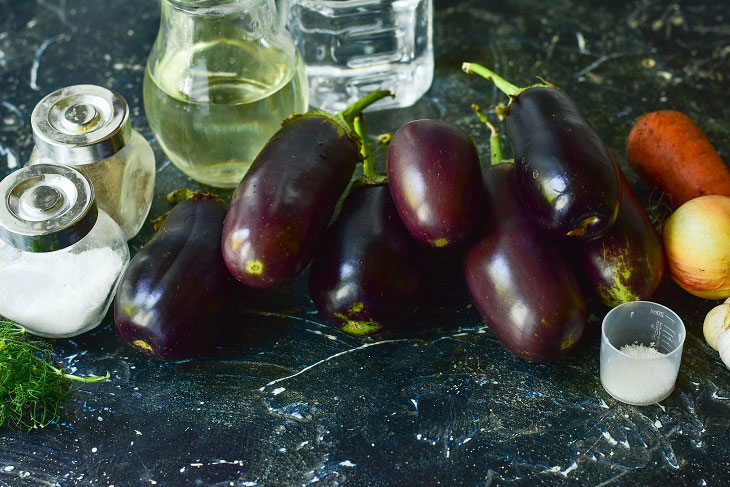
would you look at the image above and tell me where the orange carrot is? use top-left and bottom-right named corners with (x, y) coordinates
top-left (627, 110), bottom-right (730, 206)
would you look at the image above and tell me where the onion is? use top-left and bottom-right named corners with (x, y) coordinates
top-left (663, 195), bottom-right (730, 299)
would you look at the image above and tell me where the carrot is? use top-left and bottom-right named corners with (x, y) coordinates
top-left (627, 110), bottom-right (730, 206)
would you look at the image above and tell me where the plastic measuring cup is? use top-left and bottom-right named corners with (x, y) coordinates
top-left (600, 301), bottom-right (686, 406)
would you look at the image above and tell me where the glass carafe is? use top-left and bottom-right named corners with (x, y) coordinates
top-left (144, 0), bottom-right (308, 188)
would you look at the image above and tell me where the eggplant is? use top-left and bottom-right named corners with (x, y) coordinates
top-left (114, 191), bottom-right (237, 361)
top-left (576, 163), bottom-right (666, 307)
top-left (463, 63), bottom-right (620, 240)
top-left (308, 184), bottom-right (419, 335)
top-left (387, 119), bottom-right (483, 248)
top-left (308, 116), bottom-right (419, 335)
top-left (463, 110), bottom-right (587, 362)
top-left (222, 91), bottom-right (393, 288)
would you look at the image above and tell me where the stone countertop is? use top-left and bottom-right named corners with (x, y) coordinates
top-left (1, 0), bottom-right (729, 485)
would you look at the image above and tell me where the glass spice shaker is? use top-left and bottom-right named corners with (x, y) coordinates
top-left (29, 85), bottom-right (155, 240)
top-left (0, 164), bottom-right (130, 338)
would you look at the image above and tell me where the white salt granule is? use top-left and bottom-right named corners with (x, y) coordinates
top-left (601, 344), bottom-right (677, 405)
top-left (0, 247), bottom-right (124, 337)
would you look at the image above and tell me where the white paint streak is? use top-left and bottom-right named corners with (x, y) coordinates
top-left (259, 339), bottom-right (410, 391)
top-left (339, 460), bottom-right (356, 467)
top-left (602, 431), bottom-right (618, 446)
top-left (561, 462), bottom-right (579, 476)
top-left (576, 31), bottom-right (587, 53)
top-left (271, 387), bottom-right (286, 396)
top-left (30, 34), bottom-right (68, 91)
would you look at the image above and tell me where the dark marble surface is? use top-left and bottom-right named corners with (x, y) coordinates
top-left (1, 0), bottom-right (730, 485)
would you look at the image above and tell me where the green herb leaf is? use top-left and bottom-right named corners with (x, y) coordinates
top-left (0, 320), bottom-right (109, 431)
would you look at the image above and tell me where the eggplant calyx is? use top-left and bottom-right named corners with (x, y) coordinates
top-left (335, 313), bottom-right (383, 336)
top-left (166, 189), bottom-right (224, 206)
top-left (462, 62), bottom-right (553, 117)
top-left (354, 175), bottom-right (389, 188)
top-left (152, 189), bottom-right (225, 231)
top-left (282, 90), bottom-right (395, 161)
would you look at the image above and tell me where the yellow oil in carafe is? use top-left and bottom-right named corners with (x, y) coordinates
top-left (143, 38), bottom-right (308, 188)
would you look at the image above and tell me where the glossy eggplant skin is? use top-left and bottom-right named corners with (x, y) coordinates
top-left (114, 195), bottom-right (236, 361)
top-left (387, 119), bottom-right (483, 248)
top-left (222, 115), bottom-right (361, 288)
top-left (506, 87), bottom-right (620, 240)
top-left (463, 163), bottom-right (587, 362)
top-left (308, 184), bottom-right (419, 335)
top-left (576, 167), bottom-right (666, 307)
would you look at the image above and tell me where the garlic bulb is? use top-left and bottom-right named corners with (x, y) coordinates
top-left (703, 297), bottom-right (730, 369)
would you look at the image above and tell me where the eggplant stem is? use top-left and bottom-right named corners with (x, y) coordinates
top-left (462, 62), bottom-right (521, 97)
top-left (353, 116), bottom-right (376, 179)
top-left (472, 104), bottom-right (505, 166)
top-left (339, 90), bottom-right (395, 127)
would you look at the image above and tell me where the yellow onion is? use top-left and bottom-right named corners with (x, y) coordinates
top-left (663, 195), bottom-right (730, 299)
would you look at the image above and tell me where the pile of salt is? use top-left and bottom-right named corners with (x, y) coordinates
top-left (601, 344), bottom-right (678, 405)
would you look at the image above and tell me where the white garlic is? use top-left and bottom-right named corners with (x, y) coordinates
top-left (703, 297), bottom-right (730, 369)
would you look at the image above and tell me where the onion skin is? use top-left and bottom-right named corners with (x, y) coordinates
top-left (663, 195), bottom-right (730, 299)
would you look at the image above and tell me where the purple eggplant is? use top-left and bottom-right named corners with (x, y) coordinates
top-left (308, 116), bottom-right (419, 335)
top-left (222, 91), bottom-right (393, 288)
top-left (308, 184), bottom-right (419, 335)
top-left (387, 119), bottom-right (483, 248)
top-left (576, 162), bottom-right (666, 307)
top-left (463, 111), bottom-right (587, 362)
top-left (463, 63), bottom-right (619, 240)
top-left (114, 191), bottom-right (237, 361)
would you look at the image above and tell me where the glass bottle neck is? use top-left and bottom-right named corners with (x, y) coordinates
top-left (159, 0), bottom-right (280, 44)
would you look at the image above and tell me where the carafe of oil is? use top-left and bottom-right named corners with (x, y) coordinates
top-left (144, 0), bottom-right (308, 188)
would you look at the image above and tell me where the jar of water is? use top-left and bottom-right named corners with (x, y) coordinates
top-left (144, 0), bottom-right (308, 188)
top-left (280, 0), bottom-right (434, 112)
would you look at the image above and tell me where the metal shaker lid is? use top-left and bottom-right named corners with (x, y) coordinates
top-left (0, 164), bottom-right (98, 252)
top-left (31, 84), bottom-right (131, 165)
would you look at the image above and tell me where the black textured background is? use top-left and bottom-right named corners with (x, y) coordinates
top-left (1, 0), bottom-right (729, 485)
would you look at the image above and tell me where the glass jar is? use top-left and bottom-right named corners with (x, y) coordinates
top-left (144, 0), bottom-right (309, 188)
top-left (280, 0), bottom-right (434, 112)
top-left (0, 164), bottom-right (130, 338)
top-left (29, 85), bottom-right (156, 240)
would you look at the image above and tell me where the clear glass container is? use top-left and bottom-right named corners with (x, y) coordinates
top-left (600, 301), bottom-right (686, 406)
top-left (29, 85), bottom-right (156, 240)
top-left (0, 165), bottom-right (130, 338)
top-left (280, 0), bottom-right (434, 112)
top-left (144, 0), bottom-right (309, 188)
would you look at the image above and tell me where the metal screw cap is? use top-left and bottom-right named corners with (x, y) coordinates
top-left (0, 164), bottom-right (98, 252)
top-left (31, 84), bottom-right (131, 165)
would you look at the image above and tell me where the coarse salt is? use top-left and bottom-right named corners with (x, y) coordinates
top-left (601, 344), bottom-right (677, 405)
top-left (0, 246), bottom-right (124, 337)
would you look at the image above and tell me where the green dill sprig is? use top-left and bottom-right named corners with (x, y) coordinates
top-left (0, 320), bottom-right (109, 431)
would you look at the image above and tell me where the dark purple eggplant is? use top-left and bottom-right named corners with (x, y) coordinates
top-left (222, 91), bottom-right (393, 288)
top-left (463, 110), bottom-right (587, 362)
top-left (576, 161), bottom-right (666, 307)
top-left (309, 184), bottom-right (419, 335)
top-left (463, 63), bottom-right (619, 240)
top-left (114, 190), bottom-right (237, 361)
top-left (308, 116), bottom-right (419, 335)
top-left (387, 119), bottom-right (483, 248)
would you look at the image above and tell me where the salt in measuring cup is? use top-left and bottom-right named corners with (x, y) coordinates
top-left (600, 301), bottom-right (686, 406)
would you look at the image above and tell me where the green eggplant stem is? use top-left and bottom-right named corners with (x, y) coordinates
top-left (462, 62), bottom-right (521, 97)
top-left (472, 104), bottom-right (505, 166)
top-left (353, 115), bottom-right (376, 179)
top-left (339, 90), bottom-right (395, 127)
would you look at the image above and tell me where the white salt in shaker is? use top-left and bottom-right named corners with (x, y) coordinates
top-left (0, 164), bottom-right (130, 338)
top-left (29, 85), bottom-right (155, 240)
